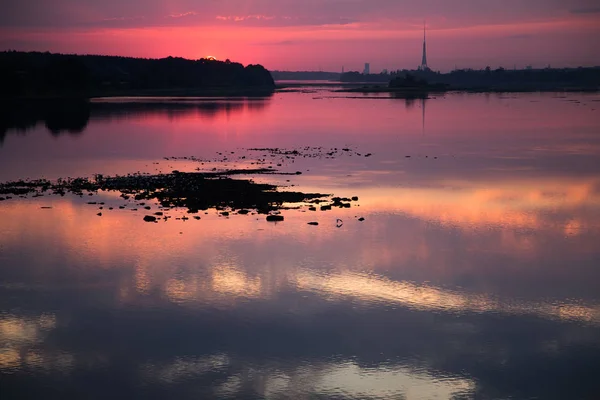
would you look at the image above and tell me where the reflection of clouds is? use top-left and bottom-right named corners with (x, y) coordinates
top-left (344, 176), bottom-right (600, 231)
top-left (161, 265), bottom-right (264, 305)
top-left (140, 355), bottom-right (475, 400)
top-left (129, 255), bottom-right (600, 325)
top-left (141, 354), bottom-right (229, 384)
top-left (294, 271), bottom-right (600, 325)
top-left (3, 196), bottom-right (599, 314)
top-left (211, 265), bottom-right (263, 298)
top-left (0, 313), bottom-right (56, 342)
top-left (0, 313), bottom-right (73, 373)
top-left (313, 362), bottom-right (473, 400)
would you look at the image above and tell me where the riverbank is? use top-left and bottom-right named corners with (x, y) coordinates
top-left (333, 85), bottom-right (599, 94)
top-left (3, 86), bottom-right (276, 101)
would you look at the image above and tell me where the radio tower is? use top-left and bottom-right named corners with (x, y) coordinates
top-left (420, 21), bottom-right (428, 70)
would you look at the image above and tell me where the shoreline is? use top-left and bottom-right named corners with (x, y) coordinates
top-left (2, 85), bottom-right (599, 102)
top-left (2, 86), bottom-right (277, 101)
top-left (333, 86), bottom-right (599, 94)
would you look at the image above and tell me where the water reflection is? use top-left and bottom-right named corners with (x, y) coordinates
top-left (0, 100), bottom-right (90, 140)
top-left (2, 189), bottom-right (600, 399)
top-left (1, 92), bottom-right (600, 399)
top-left (0, 96), bottom-right (272, 146)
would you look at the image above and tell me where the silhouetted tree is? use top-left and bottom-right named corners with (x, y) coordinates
top-left (0, 51), bottom-right (275, 98)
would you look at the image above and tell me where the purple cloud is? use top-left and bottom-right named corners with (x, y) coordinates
top-left (2, 0), bottom-right (598, 29)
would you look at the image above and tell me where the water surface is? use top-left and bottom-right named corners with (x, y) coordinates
top-left (1, 90), bottom-right (600, 399)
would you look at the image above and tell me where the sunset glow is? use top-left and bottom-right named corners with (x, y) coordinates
top-left (2, 1), bottom-right (600, 70)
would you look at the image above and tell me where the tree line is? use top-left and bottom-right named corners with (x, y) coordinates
top-left (0, 51), bottom-right (275, 98)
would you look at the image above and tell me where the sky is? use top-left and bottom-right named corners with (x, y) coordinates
top-left (1, 0), bottom-right (600, 72)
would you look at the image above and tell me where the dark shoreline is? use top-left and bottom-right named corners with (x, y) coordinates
top-left (3, 86), bottom-right (276, 101)
top-left (334, 86), bottom-right (599, 94)
top-left (5, 84), bottom-right (598, 100)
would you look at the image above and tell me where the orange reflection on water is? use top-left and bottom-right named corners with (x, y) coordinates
top-left (0, 313), bottom-right (72, 373)
top-left (341, 175), bottom-right (600, 233)
top-left (293, 270), bottom-right (600, 325)
top-left (1, 159), bottom-right (600, 318)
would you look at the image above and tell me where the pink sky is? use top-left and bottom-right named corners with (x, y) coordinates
top-left (2, 0), bottom-right (600, 71)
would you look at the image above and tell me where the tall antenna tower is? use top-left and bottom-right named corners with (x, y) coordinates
top-left (420, 21), bottom-right (428, 70)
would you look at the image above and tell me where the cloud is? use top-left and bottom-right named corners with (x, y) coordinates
top-left (4, 0), bottom-right (598, 30)
top-left (570, 7), bottom-right (600, 14)
top-left (167, 11), bottom-right (198, 19)
top-left (508, 33), bottom-right (533, 39)
top-left (215, 15), bottom-right (277, 22)
top-left (103, 16), bottom-right (145, 22)
top-left (213, 14), bottom-right (356, 27)
top-left (255, 39), bottom-right (304, 46)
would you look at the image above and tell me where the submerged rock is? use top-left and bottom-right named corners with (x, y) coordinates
top-left (307, 222), bottom-right (319, 226)
top-left (266, 215), bottom-right (284, 222)
top-left (143, 215), bottom-right (157, 222)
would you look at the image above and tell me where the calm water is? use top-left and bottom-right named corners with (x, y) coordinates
top-left (1, 90), bottom-right (600, 399)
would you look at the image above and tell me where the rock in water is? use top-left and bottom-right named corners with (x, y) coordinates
top-left (266, 215), bottom-right (284, 222)
top-left (143, 215), bottom-right (157, 222)
top-left (358, 217), bottom-right (365, 222)
top-left (307, 222), bottom-right (319, 226)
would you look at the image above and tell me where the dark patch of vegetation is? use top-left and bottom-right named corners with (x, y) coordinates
top-left (340, 67), bottom-right (600, 91)
top-left (437, 66), bottom-right (600, 91)
top-left (0, 51), bottom-right (275, 99)
top-left (0, 171), bottom-right (328, 214)
top-left (340, 71), bottom-right (399, 83)
top-left (388, 74), bottom-right (446, 90)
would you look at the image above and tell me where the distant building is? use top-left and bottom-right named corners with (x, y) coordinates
top-left (363, 63), bottom-right (370, 75)
top-left (382, 69), bottom-right (388, 74)
top-left (420, 22), bottom-right (429, 70)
